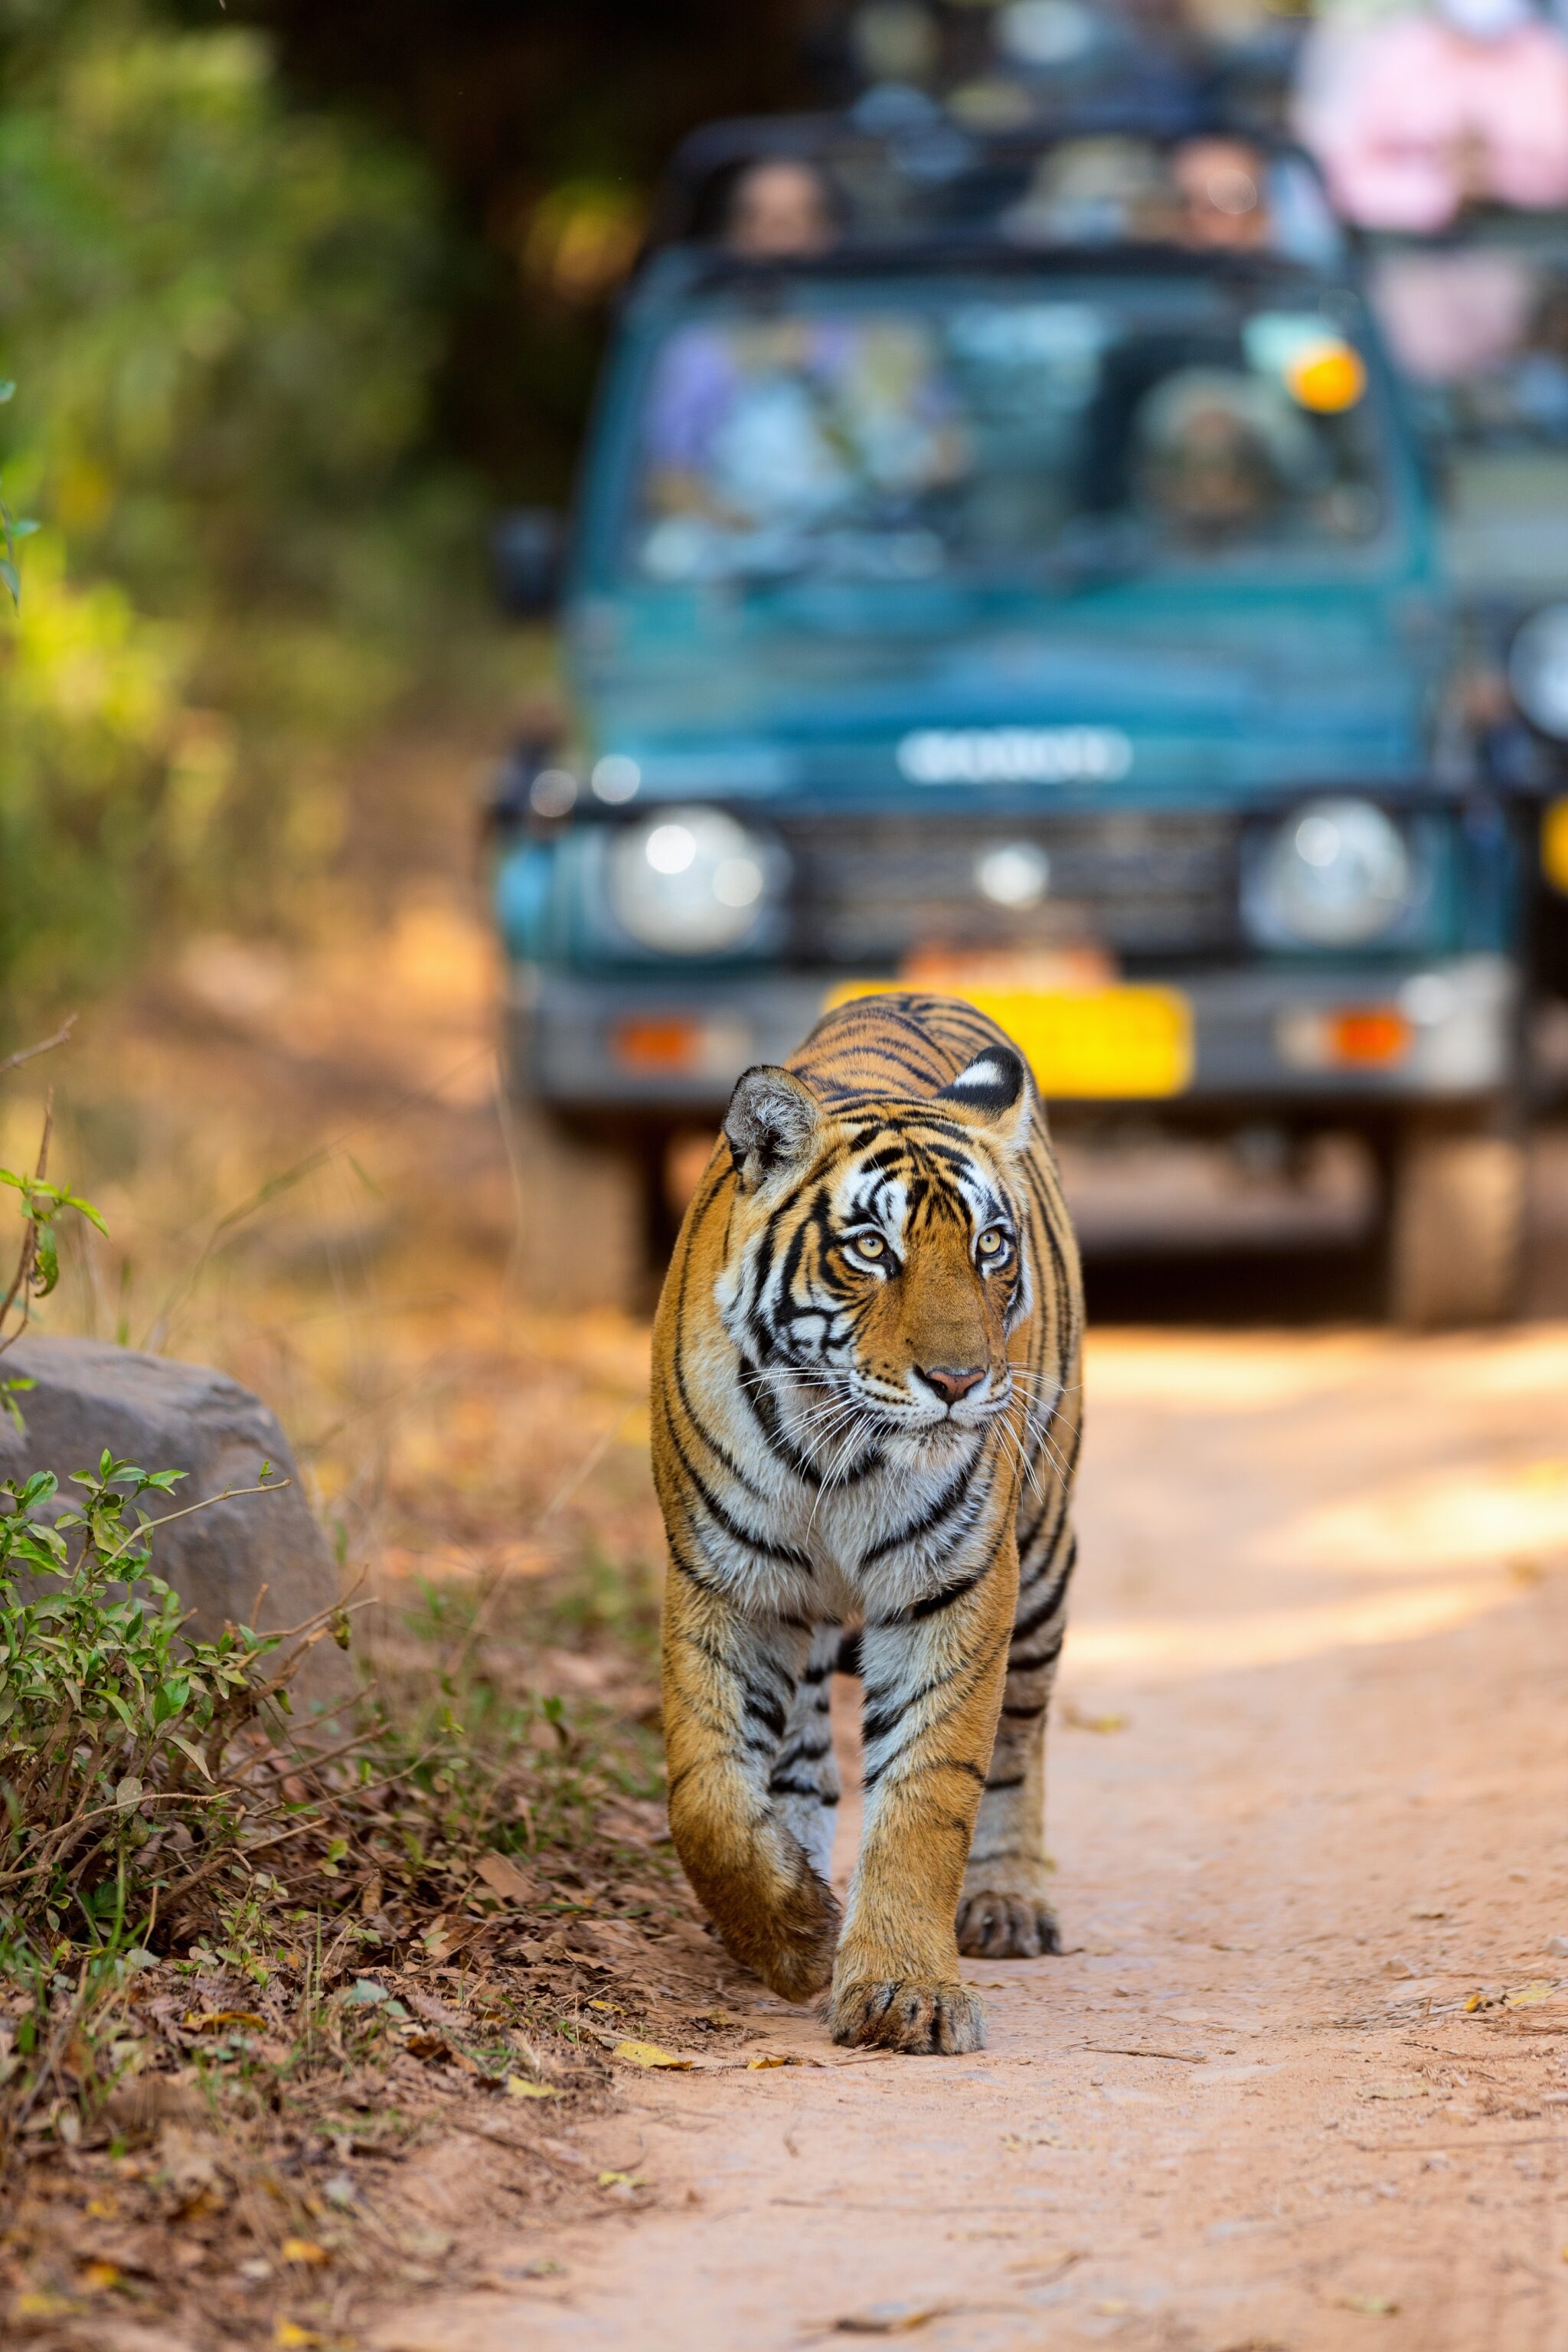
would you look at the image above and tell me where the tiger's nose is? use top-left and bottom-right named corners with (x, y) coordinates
top-left (920, 1364), bottom-right (985, 1406)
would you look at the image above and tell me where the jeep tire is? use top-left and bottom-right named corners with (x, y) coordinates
top-left (1383, 1115), bottom-right (1527, 1330)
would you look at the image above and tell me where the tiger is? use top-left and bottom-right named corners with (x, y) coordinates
top-left (650, 989), bottom-right (1083, 2056)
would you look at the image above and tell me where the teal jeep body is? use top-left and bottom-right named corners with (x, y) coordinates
top-left (492, 187), bottom-right (1527, 1320)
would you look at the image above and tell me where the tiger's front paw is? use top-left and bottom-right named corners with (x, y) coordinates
top-left (956, 1883), bottom-right (1061, 1959)
top-left (828, 1976), bottom-right (986, 2055)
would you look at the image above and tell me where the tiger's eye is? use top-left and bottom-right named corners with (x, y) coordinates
top-left (978, 1229), bottom-right (1005, 1258)
top-left (856, 1233), bottom-right (886, 1259)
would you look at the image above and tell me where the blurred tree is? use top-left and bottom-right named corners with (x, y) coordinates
top-left (0, 0), bottom-right (466, 1008)
top-left (191, 0), bottom-right (825, 495)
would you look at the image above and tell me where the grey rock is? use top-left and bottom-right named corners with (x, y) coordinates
top-left (0, 1334), bottom-right (347, 1707)
top-left (1546, 1935), bottom-right (1568, 1958)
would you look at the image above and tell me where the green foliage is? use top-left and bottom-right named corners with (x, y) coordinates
top-left (0, 379), bottom-right (39, 606)
top-left (0, 0), bottom-right (469, 1006)
top-left (0, 1451), bottom-right (292, 1939)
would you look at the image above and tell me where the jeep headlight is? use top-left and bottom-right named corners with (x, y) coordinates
top-left (607, 807), bottom-right (777, 955)
top-left (1246, 797), bottom-right (1413, 948)
top-left (1510, 603), bottom-right (1568, 739)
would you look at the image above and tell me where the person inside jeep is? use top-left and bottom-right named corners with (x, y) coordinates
top-left (1131, 365), bottom-right (1321, 539)
top-left (1171, 135), bottom-right (1274, 253)
top-left (723, 159), bottom-right (840, 258)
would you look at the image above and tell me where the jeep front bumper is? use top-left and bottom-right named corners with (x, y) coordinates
top-left (508, 955), bottom-right (1519, 1118)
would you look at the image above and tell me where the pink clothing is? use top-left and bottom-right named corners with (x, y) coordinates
top-left (1297, 18), bottom-right (1568, 231)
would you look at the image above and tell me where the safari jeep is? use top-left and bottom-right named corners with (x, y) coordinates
top-left (489, 112), bottom-right (1530, 1323)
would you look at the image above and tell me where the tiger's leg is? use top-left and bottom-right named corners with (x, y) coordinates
top-left (956, 1508), bottom-right (1077, 1961)
top-left (662, 1567), bottom-right (841, 2001)
top-left (828, 1536), bottom-right (1017, 2054)
top-left (767, 1622), bottom-right (842, 1886)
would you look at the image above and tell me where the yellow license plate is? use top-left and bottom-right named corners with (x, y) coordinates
top-left (826, 982), bottom-right (1194, 1099)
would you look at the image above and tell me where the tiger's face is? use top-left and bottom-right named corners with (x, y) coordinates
top-left (716, 1047), bottom-right (1037, 1442)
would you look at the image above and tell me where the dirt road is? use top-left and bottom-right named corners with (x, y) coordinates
top-left (364, 1321), bottom-right (1568, 2352)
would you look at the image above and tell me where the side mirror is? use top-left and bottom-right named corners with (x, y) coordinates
top-left (491, 508), bottom-right (565, 618)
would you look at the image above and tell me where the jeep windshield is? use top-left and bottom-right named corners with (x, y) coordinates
top-left (1366, 213), bottom-right (1568, 593)
top-left (610, 271), bottom-right (1394, 601)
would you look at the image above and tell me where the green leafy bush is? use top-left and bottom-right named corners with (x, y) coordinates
top-left (0, 1), bottom-right (471, 1007)
top-left (0, 1451), bottom-right (311, 1942)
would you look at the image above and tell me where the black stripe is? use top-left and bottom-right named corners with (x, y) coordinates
top-left (859, 1459), bottom-right (976, 1570)
top-left (1011, 1583), bottom-right (1069, 1645)
top-left (665, 1413), bottom-right (815, 1573)
top-left (905, 1562), bottom-right (988, 1622)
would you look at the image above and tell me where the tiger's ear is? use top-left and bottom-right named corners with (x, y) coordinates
top-left (724, 1065), bottom-right (823, 1191)
top-left (935, 1045), bottom-right (1033, 1152)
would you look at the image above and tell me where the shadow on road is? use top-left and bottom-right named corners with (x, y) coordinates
top-left (1085, 1123), bottom-right (1568, 1326)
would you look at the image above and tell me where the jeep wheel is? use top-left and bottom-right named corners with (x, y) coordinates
top-left (1383, 1118), bottom-right (1527, 1330)
top-left (506, 1105), bottom-right (658, 1313)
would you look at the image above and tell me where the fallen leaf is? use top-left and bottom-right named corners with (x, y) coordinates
top-left (505, 2074), bottom-right (564, 2099)
top-left (746, 2054), bottom-right (799, 2069)
top-left (181, 2010), bottom-right (264, 2031)
top-left (1334, 2295), bottom-right (1399, 2316)
top-left (281, 2238), bottom-right (329, 2267)
top-left (1063, 1703), bottom-right (1129, 1734)
top-left (15, 2293), bottom-right (75, 2318)
top-left (1505, 1981), bottom-right (1556, 2007)
top-left (611, 2039), bottom-right (691, 2069)
top-left (828, 2305), bottom-right (954, 2334)
top-left (274, 2324), bottom-right (323, 2349)
top-left (476, 1851), bottom-right (537, 1905)
top-left (78, 2260), bottom-right (122, 2293)
top-left (597, 2169), bottom-right (647, 2188)
top-left (420, 1913), bottom-right (484, 1963)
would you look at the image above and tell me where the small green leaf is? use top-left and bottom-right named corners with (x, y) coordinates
top-left (0, 381), bottom-right (15, 400)
top-left (167, 1733), bottom-right (212, 1782)
top-left (31, 1223), bottom-right (58, 1295)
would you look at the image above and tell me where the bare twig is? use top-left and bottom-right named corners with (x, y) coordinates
top-left (0, 1016), bottom-right (77, 1083)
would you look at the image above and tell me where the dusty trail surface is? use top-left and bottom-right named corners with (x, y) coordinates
top-left (370, 1323), bottom-right (1568, 2352)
